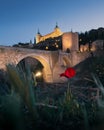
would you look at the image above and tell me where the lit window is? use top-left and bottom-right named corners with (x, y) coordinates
top-left (46, 46), bottom-right (48, 49)
top-left (56, 44), bottom-right (59, 48)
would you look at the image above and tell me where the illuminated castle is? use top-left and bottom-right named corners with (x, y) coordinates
top-left (36, 24), bottom-right (63, 44)
top-left (35, 24), bottom-right (79, 52)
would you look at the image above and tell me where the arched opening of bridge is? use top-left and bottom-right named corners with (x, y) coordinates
top-left (16, 55), bottom-right (53, 83)
top-left (17, 57), bottom-right (44, 82)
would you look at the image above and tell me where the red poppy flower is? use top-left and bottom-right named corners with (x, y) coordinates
top-left (60, 67), bottom-right (76, 78)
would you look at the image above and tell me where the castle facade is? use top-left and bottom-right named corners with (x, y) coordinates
top-left (36, 25), bottom-right (63, 44)
top-left (35, 24), bottom-right (79, 52)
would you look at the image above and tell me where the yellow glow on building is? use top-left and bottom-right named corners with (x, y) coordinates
top-left (36, 25), bottom-right (63, 44)
top-left (45, 46), bottom-right (48, 50)
top-left (56, 44), bottom-right (59, 48)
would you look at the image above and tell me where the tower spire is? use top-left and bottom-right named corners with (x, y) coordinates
top-left (37, 28), bottom-right (40, 34)
top-left (55, 22), bottom-right (58, 28)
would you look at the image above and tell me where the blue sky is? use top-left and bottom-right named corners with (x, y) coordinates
top-left (0, 0), bottom-right (104, 46)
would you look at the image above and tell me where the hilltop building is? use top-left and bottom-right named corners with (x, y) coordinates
top-left (35, 24), bottom-right (79, 52)
top-left (36, 24), bottom-right (63, 44)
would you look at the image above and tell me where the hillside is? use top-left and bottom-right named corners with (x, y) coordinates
top-left (72, 55), bottom-right (104, 87)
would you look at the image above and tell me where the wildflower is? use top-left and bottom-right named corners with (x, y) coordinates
top-left (60, 67), bottom-right (76, 78)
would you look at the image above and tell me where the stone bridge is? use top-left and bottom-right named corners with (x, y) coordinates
top-left (0, 46), bottom-right (67, 83)
top-left (0, 46), bottom-right (90, 83)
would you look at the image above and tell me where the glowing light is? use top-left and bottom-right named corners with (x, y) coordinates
top-left (35, 71), bottom-right (42, 77)
top-left (56, 44), bottom-right (59, 48)
top-left (46, 46), bottom-right (48, 50)
top-left (79, 39), bottom-right (82, 41)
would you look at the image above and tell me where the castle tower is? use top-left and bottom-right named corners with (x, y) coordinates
top-left (62, 32), bottom-right (79, 52)
top-left (36, 29), bottom-right (42, 44)
top-left (53, 23), bottom-right (63, 36)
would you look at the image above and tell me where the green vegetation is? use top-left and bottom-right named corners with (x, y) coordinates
top-left (79, 27), bottom-right (104, 45)
top-left (34, 36), bottom-right (62, 51)
top-left (91, 56), bottom-right (104, 84)
top-left (0, 57), bottom-right (104, 130)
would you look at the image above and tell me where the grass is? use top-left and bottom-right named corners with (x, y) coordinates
top-left (0, 56), bottom-right (104, 130)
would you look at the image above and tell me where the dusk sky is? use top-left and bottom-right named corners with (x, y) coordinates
top-left (0, 0), bottom-right (104, 46)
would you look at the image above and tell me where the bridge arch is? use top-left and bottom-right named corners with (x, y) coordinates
top-left (16, 54), bottom-right (53, 83)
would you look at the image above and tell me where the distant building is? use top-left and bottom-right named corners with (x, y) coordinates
top-left (36, 24), bottom-right (63, 44)
top-left (79, 40), bottom-right (104, 52)
top-left (35, 24), bottom-right (79, 52)
top-left (13, 41), bottom-right (34, 48)
top-left (62, 32), bottom-right (79, 51)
